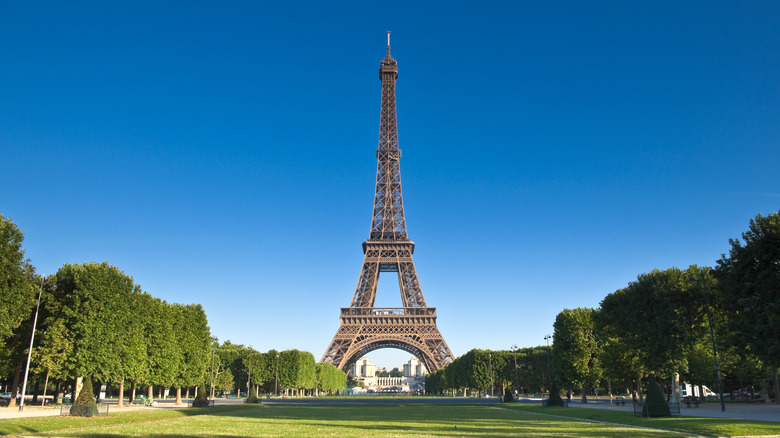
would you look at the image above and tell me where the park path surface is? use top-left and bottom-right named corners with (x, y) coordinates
top-left (563, 398), bottom-right (780, 422)
top-left (1, 396), bottom-right (777, 423)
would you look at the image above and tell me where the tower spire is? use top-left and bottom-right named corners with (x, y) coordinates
top-left (386, 31), bottom-right (391, 57)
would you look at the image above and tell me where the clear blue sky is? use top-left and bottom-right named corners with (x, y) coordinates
top-left (2, 1), bottom-right (778, 370)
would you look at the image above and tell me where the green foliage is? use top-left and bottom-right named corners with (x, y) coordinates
top-left (503, 386), bottom-right (514, 402)
top-left (598, 266), bottom-right (708, 380)
top-left (716, 211), bottom-right (780, 368)
top-left (214, 367), bottom-right (234, 392)
top-left (173, 304), bottom-right (212, 389)
top-left (0, 214), bottom-right (38, 350)
top-left (192, 384), bottom-right (210, 407)
top-left (245, 385), bottom-right (258, 403)
top-left (552, 308), bottom-right (601, 398)
top-left (641, 376), bottom-right (671, 417)
top-left (71, 376), bottom-right (96, 417)
top-left (46, 262), bottom-right (138, 382)
top-left (316, 362), bottom-right (347, 394)
top-left (278, 349), bottom-right (316, 391)
top-left (546, 380), bottom-right (564, 407)
top-left (143, 294), bottom-right (181, 388)
top-left (427, 346), bottom-right (551, 396)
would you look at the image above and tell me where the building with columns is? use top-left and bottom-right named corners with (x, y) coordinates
top-left (350, 357), bottom-right (428, 392)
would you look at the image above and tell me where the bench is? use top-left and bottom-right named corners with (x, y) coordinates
top-left (615, 397), bottom-right (626, 406)
top-left (683, 396), bottom-right (700, 408)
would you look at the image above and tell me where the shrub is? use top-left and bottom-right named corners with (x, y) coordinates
top-left (642, 376), bottom-right (671, 417)
top-left (70, 376), bottom-right (96, 417)
top-left (192, 385), bottom-right (211, 407)
top-left (503, 387), bottom-right (514, 403)
top-left (546, 381), bottom-right (565, 407)
top-left (245, 386), bottom-right (258, 404)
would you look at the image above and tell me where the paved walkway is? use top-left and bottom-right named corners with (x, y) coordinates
top-left (560, 398), bottom-right (780, 422)
top-left (0, 398), bottom-right (208, 420)
top-left (2, 396), bottom-right (778, 422)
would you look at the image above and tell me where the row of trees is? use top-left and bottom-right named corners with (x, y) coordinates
top-left (1, 259), bottom-right (213, 407)
top-left (208, 341), bottom-right (346, 397)
top-left (425, 211), bottom-right (779, 405)
top-left (0, 214), bottom-right (212, 407)
top-left (425, 347), bottom-right (552, 397)
top-left (1, 213), bottom-right (346, 406)
top-left (549, 211), bottom-right (780, 404)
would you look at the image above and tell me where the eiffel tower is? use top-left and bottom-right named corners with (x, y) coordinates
top-left (321, 33), bottom-right (454, 373)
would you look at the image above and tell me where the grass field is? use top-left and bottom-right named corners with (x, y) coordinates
top-left (2, 403), bottom-right (780, 437)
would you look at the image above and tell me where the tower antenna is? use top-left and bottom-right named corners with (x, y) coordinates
top-left (386, 31), bottom-right (391, 56)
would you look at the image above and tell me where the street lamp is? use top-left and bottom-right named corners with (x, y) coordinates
top-left (19, 277), bottom-right (46, 412)
top-left (489, 353), bottom-right (493, 398)
top-left (544, 334), bottom-right (552, 396)
top-left (275, 354), bottom-right (280, 396)
top-left (247, 350), bottom-right (252, 396)
top-left (690, 268), bottom-right (726, 413)
top-left (209, 340), bottom-right (215, 399)
top-left (511, 344), bottom-right (519, 399)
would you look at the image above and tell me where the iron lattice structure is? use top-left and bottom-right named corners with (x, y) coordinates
top-left (321, 33), bottom-right (454, 373)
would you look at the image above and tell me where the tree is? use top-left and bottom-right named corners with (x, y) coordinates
top-left (0, 215), bottom-right (38, 407)
top-left (44, 262), bottom-right (139, 383)
top-left (552, 308), bottom-right (601, 403)
top-left (0, 214), bottom-right (37, 346)
top-left (278, 349), bottom-right (316, 395)
top-left (192, 383), bottom-right (210, 407)
top-left (598, 266), bottom-right (706, 383)
top-left (315, 362), bottom-right (346, 395)
top-left (70, 375), bottom-right (96, 417)
top-left (172, 304), bottom-right (211, 404)
top-left (716, 211), bottom-right (780, 403)
top-left (214, 367), bottom-right (235, 393)
top-left (642, 375), bottom-right (671, 417)
top-left (141, 295), bottom-right (181, 399)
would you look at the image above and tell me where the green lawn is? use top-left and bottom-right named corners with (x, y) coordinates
top-left (1, 403), bottom-right (778, 437)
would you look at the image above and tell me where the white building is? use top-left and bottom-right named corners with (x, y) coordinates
top-left (403, 357), bottom-right (427, 377)
top-left (351, 356), bottom-right (427, 392)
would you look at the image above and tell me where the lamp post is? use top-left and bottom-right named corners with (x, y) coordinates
top-left (209, 341), bottom-right (215, 399)
top-left (544, 334), bottom-right (552, 396)
top-left (511, 344), bottom-right (519, 399)
top-left (247, 353), bottom-right (252, 396)
top-left (19, 277), bottom-right (45, 412)
top-left (275, 354), bottom-right (280, 396)
top-left (690, 269), bottom-right (726, 412)
top-left (488, 353), bottom-right (493, 398)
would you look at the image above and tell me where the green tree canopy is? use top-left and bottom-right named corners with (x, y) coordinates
top-left (715, 211), bottom-right (780, 401)
top-left (44, 262), bottom-right (139, 382)
top-left (598, 266), bottom-right (707, 380)
top-left (552, 307), bottom-right (601, 401)
top-left (715, 211), bottom-right (780, 368)
top-left (0, 214), bottom-right (37, 347)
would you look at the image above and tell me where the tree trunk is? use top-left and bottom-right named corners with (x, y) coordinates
top-left (32, 380), bottom-right (39, 404)
top-left (581, 384), bottom-right (588, 403)
top-left (74, 376), bottom-right (84, 402)
top-left (672, 373), bottom-right (681, 406)
top-left (176, 387), bottom-right (182, 405)
top-left (8, 361), bottom-right (22, 408)
top-left (118, 378), bottom-right (125, 407)
top-left (130, 381), bottom-right (137, 401)
top-left (773, 366), bottom-right (780, 405)
top-left (147, 384), bottom-right (154, 400)
top-left (185, 387), bottom-right (190, 399)
top-left (41, 372), bottom-right (50, 409)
